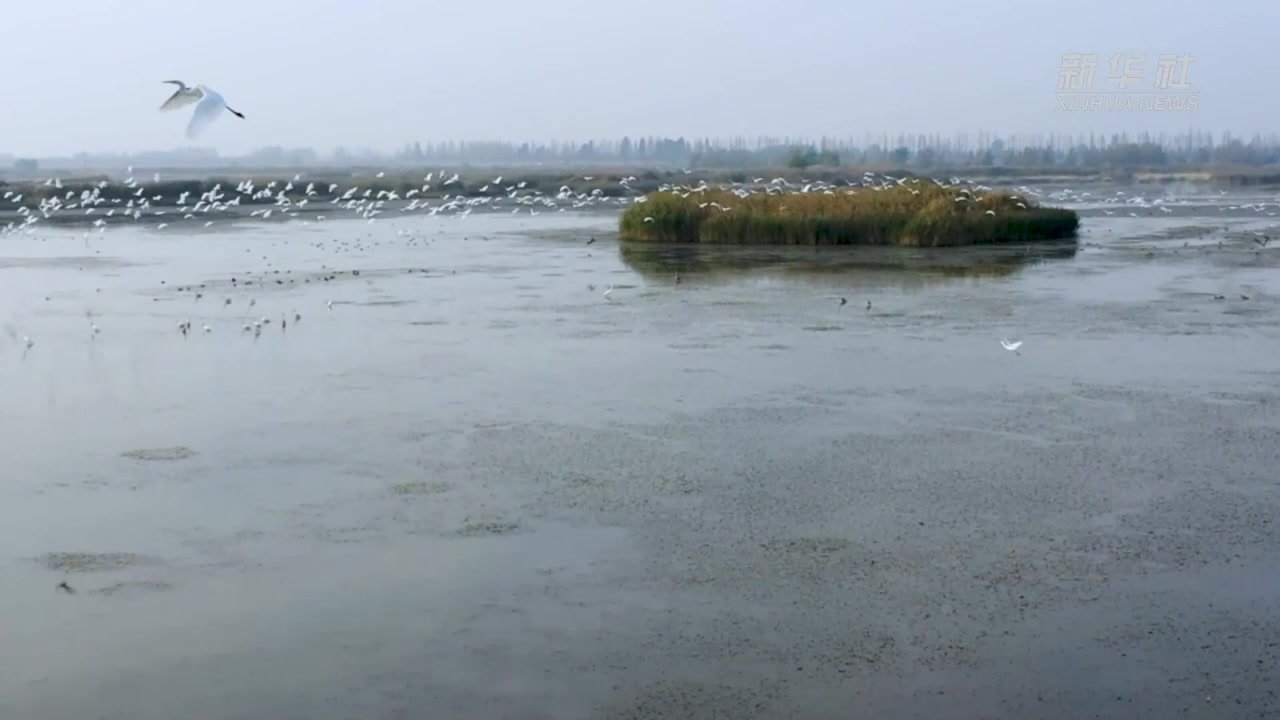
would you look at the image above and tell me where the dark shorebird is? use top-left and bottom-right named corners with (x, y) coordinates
top-left (838, 297), bottom-right (847, 307)
top-left (57, 581), bottom-right (74, 594)
top-left (586, 237), bottom-right (596, 245)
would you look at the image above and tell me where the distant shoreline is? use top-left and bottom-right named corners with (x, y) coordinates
top-left (4, 164), bottom-right (1276, 189)
top-left (2, 166), bottom-right (1273, 232)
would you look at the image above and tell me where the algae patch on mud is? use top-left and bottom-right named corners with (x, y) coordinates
top-left (90, 580), bottom-right (175, 597)
top-left (37, 552), bottom-right (155, 573)
top-left (390, 480), bottom-right (452, 496)
top-left (760, 536), bottom-right (854, 559)
top-left (454, 518), bottom-right (522, 537)
top-left (121, 446), bottom-right (197, 461)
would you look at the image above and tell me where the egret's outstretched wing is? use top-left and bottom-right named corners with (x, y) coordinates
top-left (160, 86), bottom-right (201, 112)
top-left (185, 95), bottom-right (223, 139)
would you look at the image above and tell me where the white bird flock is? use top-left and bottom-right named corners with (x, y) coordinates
top-left (6, 159), bottom-right (1275, 358)
top-left (6, 164), bottom-right (1277, 245)
top-left (0, 169), bottom-right (654, 238)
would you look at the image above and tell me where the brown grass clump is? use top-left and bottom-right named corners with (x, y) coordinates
top-left (619, 184), bottom-right (1079, 246)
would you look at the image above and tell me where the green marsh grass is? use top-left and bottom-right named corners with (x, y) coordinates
top-left (619, 185), bottom-right (1079, 246)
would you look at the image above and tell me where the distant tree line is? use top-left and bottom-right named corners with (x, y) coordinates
top-left (10, 130), bottom-right (1280, 172)
top-left (386, 131), bottom-right (1280, 169)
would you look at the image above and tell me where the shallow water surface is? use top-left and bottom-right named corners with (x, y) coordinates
top-left (2, 196), bottom-right (1279, 719)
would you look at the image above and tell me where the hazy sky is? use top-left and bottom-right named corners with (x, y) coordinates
top-left (3, 0), bottom-right (1276, 155)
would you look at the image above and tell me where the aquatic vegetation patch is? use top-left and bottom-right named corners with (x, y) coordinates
top-left (620, 185), bottom-right (1079, 246)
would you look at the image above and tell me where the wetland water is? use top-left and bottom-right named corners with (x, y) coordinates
top-left (2, 185), bottom-right (1279, 718)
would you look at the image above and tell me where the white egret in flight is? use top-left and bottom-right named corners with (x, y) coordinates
top-left (1000, 339), bottom-right (1023, 355)
top-left (158, 81), bottom-right (245, 139)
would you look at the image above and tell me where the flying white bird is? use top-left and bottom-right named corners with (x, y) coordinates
top-left (1000, 339), bottom-right (1023, 354)
top-left (158, 81), bottom-right (245, 139)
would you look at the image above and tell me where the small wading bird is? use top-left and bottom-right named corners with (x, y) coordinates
top-left (1000, 338), bottom-right (1023, 355)
top-left (158, 81), bottom-right (245, 139)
